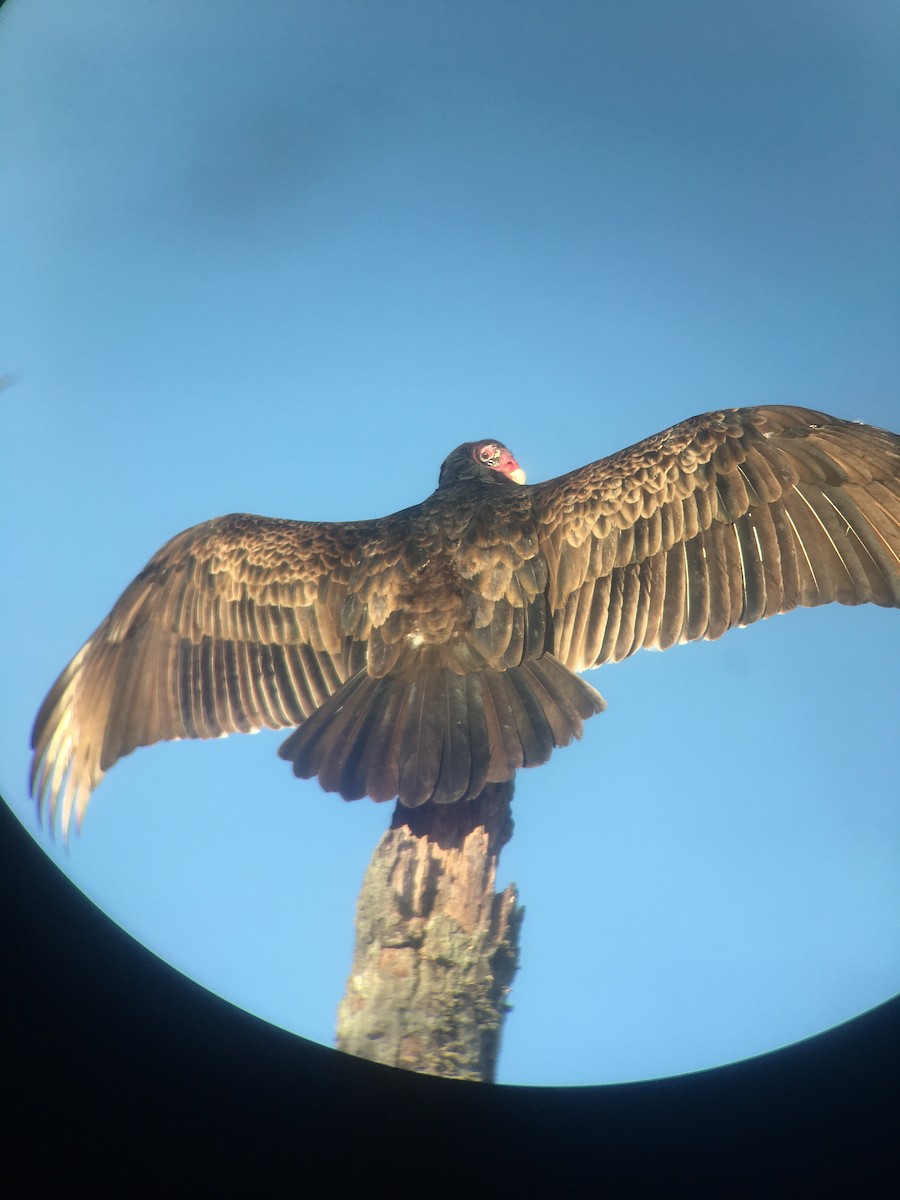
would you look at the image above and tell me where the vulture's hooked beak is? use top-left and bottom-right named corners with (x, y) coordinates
top-left (499, 447), bottom-right (526, 485)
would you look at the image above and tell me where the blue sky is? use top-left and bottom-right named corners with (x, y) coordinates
top-left (1, 0), bottom-right (897, 1087)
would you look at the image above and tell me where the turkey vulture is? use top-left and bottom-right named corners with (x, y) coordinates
top-left (31, 405), bottom-right (900, 840)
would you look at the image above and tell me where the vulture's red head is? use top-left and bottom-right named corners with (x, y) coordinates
top-left (438, 440), bottom-right (527, 490)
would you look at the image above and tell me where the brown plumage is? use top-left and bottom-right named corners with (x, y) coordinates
top-left (31, 406), bottom-right (900, 839)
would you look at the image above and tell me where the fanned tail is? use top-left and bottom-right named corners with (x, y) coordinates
top-left (278, 654), bottom-right (606, 807)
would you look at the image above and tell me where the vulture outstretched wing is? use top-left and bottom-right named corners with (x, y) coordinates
top-left (30, 513), bottom-right (384, 836)
top-left (531, 406), bottom-right (900, 671)
top-left (31, 408), bottom-right (900, 840)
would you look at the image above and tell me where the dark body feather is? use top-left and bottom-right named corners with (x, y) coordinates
top-left (31, 408), bottom-right (900, 838)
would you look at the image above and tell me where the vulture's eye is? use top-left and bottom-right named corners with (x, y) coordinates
top-left (478, 445), bottom-right (500, 465)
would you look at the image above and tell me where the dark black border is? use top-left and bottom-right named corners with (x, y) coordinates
top-left (3, 797), bottom-right (897, 1195)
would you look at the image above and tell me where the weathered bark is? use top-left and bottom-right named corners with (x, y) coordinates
top-left (335, 781), bottom-right (522, 1082)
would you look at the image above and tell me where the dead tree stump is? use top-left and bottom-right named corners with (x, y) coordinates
top-left (335, 781), bottom-right (522, 1082)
